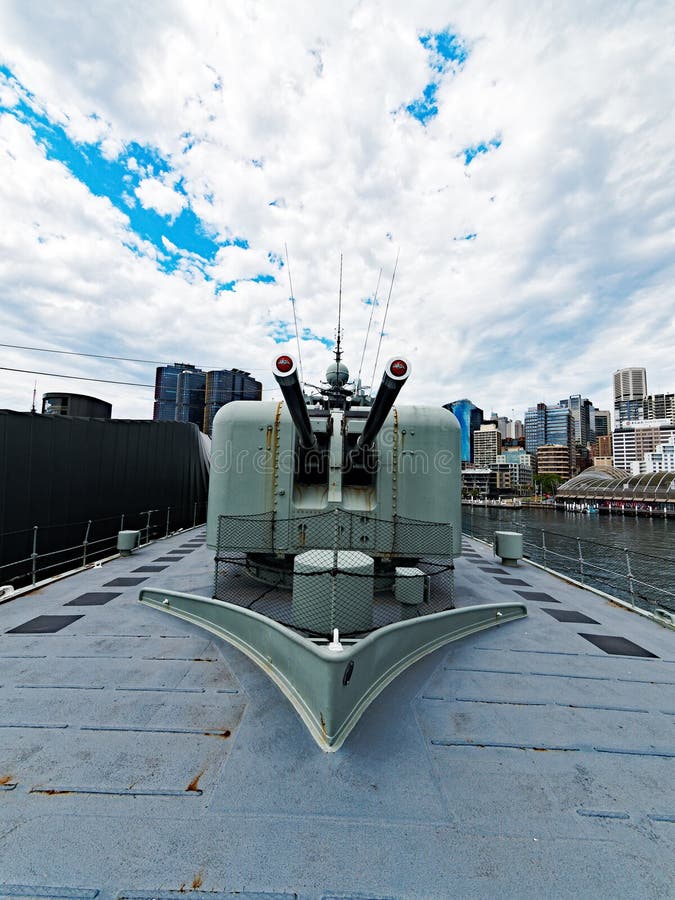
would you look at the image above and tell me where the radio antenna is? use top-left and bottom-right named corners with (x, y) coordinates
top-left (356, 267), bottom-right (382, 389)
top-left (284, 242), bottom-right (304, 385)
top-left (370, 248), bottom-right (399, 393)
top-left (335, 253), bottom-right (343, 367)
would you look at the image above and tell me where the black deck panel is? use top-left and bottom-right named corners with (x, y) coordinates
top-left (132, 566), bottom-right (169, 572)
top-left (65, 592), bottom-right (121, 606)
top-left (578, 633), bottom-right (659, 658)
top-left (6, 614), bottom-right (84, 634)
top-left (542, 608), bottom-right (600, 624)
top-left (495, 577), bottom-right (531, 586)
top-left (515, 590), bottom-right (561, 603)
top-left (103, 577), bottom-right (148, 587)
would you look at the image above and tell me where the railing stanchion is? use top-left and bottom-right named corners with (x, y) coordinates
top-left (541, 530), bottom-right (547, 568)
top-left (145, 510), bottom-right (152, 545)
top-left (31, 525), bottom-right (38, 585)
top-left (193, 501), bottom-right (198, 528)
top-left (82, 520), bottom-right (92, 566)
top-left (165, 507), bottom-right (171, 538)
top-left (625, 548), bottom-right (635, 607)
top-left (577, 537), bottom-right (584, 584)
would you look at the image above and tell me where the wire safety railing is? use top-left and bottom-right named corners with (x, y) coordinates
top-left (462, 515), bottom-right (675, 615)
top-left (0, 500), bottom-right (208, 591)
top-left (214, 509), bottom-right (455, 638)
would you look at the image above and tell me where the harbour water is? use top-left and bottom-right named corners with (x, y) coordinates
top-left (462, 504), bottom-right (675, 613)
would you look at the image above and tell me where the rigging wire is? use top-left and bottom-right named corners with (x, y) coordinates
top-left (356, 267), bottom-right (382, 389)
top-left (0, 365), bottom-right (275, 394)
top-left (369, 247), bottom-right (400, 392)
top-left (0, 342), bottom-right (269, 372)
top-left (284, 242), bottom-right (304, 385)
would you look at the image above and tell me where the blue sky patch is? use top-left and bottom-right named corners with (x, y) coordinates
top-left (404, 28), bottom-right (469, 124)
top-left (406, 83), bottom-right (438, 125)
top-left (419, 29), bottom-right (468, 72)
top-left (463, 138), bottom-right (502, 165)
top-left (454, 233), bottom-right (477, 241)
top-left (0, 65), bottom-right (260, 280)
top-left (266, 320), bottom-right (334, 348)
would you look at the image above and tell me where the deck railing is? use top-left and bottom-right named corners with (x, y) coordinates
top-left (0, 501), bottom-right (208, 592)
top-left (462, 516), bottom-right (675, 616)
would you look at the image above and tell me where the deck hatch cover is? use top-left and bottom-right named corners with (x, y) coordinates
top-left (65, 592), bottom-right (121, 606)
top-left (542, 608), bottom-right (600, 624)
top-left (495, 577), bottom-right (531, 586)
top-left (103, 577), bottom-right (147, 587)
top-left (132, 566), bottom-right (168, 572)
top-left (6, 615), bottom-right (83, 634)
top-left (514, 590), bottom-right (560, 603)
top-left (578, 633), bottom-right (658, 658)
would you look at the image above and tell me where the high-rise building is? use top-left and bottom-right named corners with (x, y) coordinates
top-left (473, 423), bottom-right (502, 467)
top-left (594, 409), bottom-right (611, 437)
top-left (525, 403), bottom-right (574, 468)
top-left (203, 368), bottom-right (262, 436)
top-left (154, 363), bottom-right (200, 421)
top-left (644, 393), bottom-right (675, 425)
top-left (612, 419), bottom-right (675, 470)
top-left (176, 369), bottom-right (207, 427)
top-left (443, 399), bottom-right (484, 463)
top-left (613, 367), bottom-right (647, 423)
top-left (560, 395), bottom-right (595, 445)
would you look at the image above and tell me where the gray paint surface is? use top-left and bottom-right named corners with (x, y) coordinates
top-left (0, 530), bottom-right (674, 898)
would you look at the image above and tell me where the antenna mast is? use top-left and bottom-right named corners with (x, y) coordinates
top-left (284, 243), bottom-right (304, 385)
top-left (335, 253), bottom-right (343, 367)
top-left (370, 248), bottom-right (400, 392)
top-left (356, 267), bottom-right (382, 389)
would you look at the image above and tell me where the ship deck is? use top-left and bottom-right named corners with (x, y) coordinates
top-left (1, 529), bottom-right (673, 898)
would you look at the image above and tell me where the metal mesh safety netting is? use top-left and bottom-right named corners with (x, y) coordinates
top-left (214, 510), bottom-right (455, 638)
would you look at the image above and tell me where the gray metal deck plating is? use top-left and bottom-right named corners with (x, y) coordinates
top-left (1, 530), bottom-right (673, 898)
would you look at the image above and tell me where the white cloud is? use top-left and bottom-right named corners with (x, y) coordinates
top-left (135, 175), bottom-right (186, 218)
top-left (0, 0), bottom-right (673, 423)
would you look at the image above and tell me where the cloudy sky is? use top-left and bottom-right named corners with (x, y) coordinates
top-left (1, 0), bottom-right (673, 423)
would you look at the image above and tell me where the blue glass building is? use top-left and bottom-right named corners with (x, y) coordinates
top-left (443, 399), bottom-right (484, 463)
top-left (524, 403), bottom-right (573, 454)
top-left (154, 363), bottom-right (200, 421)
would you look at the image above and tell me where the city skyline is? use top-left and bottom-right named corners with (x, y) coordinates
top-left (1, 3), bottom-right (674, 420)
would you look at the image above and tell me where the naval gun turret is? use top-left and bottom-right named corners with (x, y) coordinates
top-left (141, 346), bottom-right (527, 751)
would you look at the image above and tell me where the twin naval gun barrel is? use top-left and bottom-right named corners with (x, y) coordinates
top-left (273, 353), bottom-right (411, 450)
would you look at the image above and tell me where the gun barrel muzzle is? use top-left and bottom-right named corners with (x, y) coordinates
top-left (357, 357), bottom-right (411, 449)
top-left (273, 354), bottom-right (317, 449)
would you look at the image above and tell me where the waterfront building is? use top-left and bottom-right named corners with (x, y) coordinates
top-left (203, 368), bottom-right (262, 436)
top-left (557, 465), bottom-right (675, 513)
top-left (461, 467), bottom-right (493, 499)
top-left (613, 367), bottom-right (647, 423)
top-left (154, 363), bottom-right (200, 421)
top-left (443, 399), bottom-right (484, 463)
top-left (560, 395), bottom-right (595, 445)
top-left (630, 435), bottom-right (675, 474)
top-left (596, 434), bottom-right (613, 459)
top-left (175, 369), bottom-right (207, 427)
top-left (42, 393), bottom-right (112, 419)
top-left (536, 444), bottom-right (572, 479)
top-left (644, 392), bottom-right (675, 425)
top-left (612, 419), bottom-right (675, 470)
top-left (494, 449), bottom-right (532, 492)
top-left (593, 409), bottom-right (611, 437)
top-left (473, 423), bottom-right (502, 467)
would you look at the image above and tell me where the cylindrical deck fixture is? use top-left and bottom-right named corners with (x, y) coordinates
top-left (494, 531), bottom-right (523, 567)
top-left (357, 357), bottom-right (411, 449)
top-left (272, 354), bottom-right (317, 449)
top-left (117, 530), bottom-right (140, 557)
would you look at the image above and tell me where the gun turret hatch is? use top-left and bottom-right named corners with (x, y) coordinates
top-left (272, 353), bottom-right (317, 449)
top-left (357, 356), bottom-right (411, 449)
